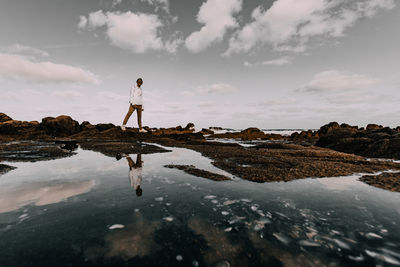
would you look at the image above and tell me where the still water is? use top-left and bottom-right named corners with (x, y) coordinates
top-left (1, 145), bottom-right (400, 266)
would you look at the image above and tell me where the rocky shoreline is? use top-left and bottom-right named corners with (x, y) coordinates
top-left (1, 113), bottom-right (400, 192)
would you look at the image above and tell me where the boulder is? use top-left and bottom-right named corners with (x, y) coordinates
top-left (80, 121), bottom-right (96, 131)
top-left (366, 124), bottom-right (382, 130)
top-left (184, 123), bottom-right (195, 131)
top-left (0, 113), bottom-right (12, 123)
top-left (40, 115), bottom-right (80, 137)
top-left (0, 120), bottom-right (40, 135)
top-left (318, 122), bottom-right (340, 136)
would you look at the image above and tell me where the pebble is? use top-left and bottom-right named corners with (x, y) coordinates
top-left (109, 224), bottom-right (125, 230)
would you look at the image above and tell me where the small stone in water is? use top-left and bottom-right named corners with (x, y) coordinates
top-left (176, 255), bottom-right (183, 261)
top-left (134, 208), bottom-right (140, 212)
top-left (204, 195), bottom-right (217, 200)
top-left (366, 232), bottom-right (383, 239)
top-left (166, 203), bottom-right (172, 206)
top-left (192, 260), bottom-right (199, 267)
top-left (221, 211), bottom-right (229, 216)
top-left (163, 216), bottom-right (174, 222)
top-left (224, 227), bottom-right (232, 232)
top-left (211, 200), bottom-right (218, 204)
top-left (155, 197), bottom-right (164, 201)
top-left (109, 224), bottom-right (125, 230)
top-left (251, 205), bottom-right (258, 211)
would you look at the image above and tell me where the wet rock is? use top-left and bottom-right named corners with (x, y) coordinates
top-left (209, 127), bottom-right (271, 141)
top-left (0, 163), bottom-right (16, 176)
top-left (181, 141), bottom-right (400, 183)
top-left (209, 127), bottom-right (223, 130)
top-left (79, 141), bottom-right (170, 157)
top-left (40, 115), bottom-right (80, 137)
top-left (164, 165), bottom-right (230, 181)
top-left (0, 141), bottom-right (76, 162)
top-left (0, 113), bottom-right (12, 123)
top-left (360, 173), bottom-right (400, 192)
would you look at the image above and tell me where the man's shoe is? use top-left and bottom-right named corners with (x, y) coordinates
top-left (121, 125), bottom-right (126, 131)
top-left (139, 128), bottom-right (147, 133)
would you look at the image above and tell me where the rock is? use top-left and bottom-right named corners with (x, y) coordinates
top-left (0, 113), bottom-right (12, 123)
top-left (316, 128), bottom-right (359, 148)
top-left (318, 122), bottom-right (340, 136)
top-left (209, 127), bottom-right (223, 130)
top-left (184, 123), bottom-right (195, 131)
top-left (200, 128), bottom-right (214, 135)
top-left (95, 123), bottom-right (115, 131)
top-left (40, 115), bottom-right (80, 137)
top-left (366, 124), bottom-right (382, 130)
top-left (80, 121), bottom-right (96, 131)
top-left (0, 120), bottom-right (40, 135)
top-left (360, 173), bottom-right (400, 192)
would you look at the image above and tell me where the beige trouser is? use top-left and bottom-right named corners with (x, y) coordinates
top-left (123, 104), bottom-right (143, 129)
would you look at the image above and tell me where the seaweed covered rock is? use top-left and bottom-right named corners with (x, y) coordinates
top-left (40, 115), bottom-right (80, 137)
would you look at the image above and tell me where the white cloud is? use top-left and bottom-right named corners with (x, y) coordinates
top-left (185, 0), bottom-right (242, 53)
top-left (226, 0), bottom-right (396, 55)
top-left (303, 70), bottom-right (379, 92)
top-left (182, 83), bottom-right (238, 96)
top-left (140, 0), bottom-right (170, 13)
top-left (244, 56), bottom-right (291, 67)
top-left (80, 10), bottom-right (181, 53)
top-left (1, 43), bottom-right (49, 57)
top-left (52, 90), bottom-right (84, 98)
top-left (0, 53), bottom-right (99, 84)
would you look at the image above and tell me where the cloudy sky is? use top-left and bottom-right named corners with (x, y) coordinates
top-left (1, 0), bottom-right (399, 129)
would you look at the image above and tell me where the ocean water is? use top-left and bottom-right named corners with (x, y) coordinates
top-left (0, 145), bottom-right (400, 266)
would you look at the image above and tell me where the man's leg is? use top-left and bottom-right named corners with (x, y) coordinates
top-left (136, 105), bottom-right (143, 129)
top-left (136, 154), bottom-right (142, 167)
top-left (122, 105), bottom-right (135, 126)
top-left (126, 156), bottom-right (135, 169)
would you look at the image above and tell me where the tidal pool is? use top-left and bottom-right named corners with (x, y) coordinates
top-left (1, 145), bottom-right (400, 266)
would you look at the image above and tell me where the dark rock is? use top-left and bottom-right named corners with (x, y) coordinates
top-left (80, 121), bottom-right (96, 131)
top-left (200, 128), bottom-right (214, 135)
top-left (318, 122), bottom-right (340, 136)
top-left (0, 113), bottom-right (12, 123)
top-left (41, 115), bottom-right (80, 137)
top-left (360, 173), bottom-right (400, 192)
top-left (366, 124), bottom-right (382, 130)
top-left (164, 165), bottom-right (230, 181)
top-left (209, 127), bottom-right (223, 130)
top-left (184, 123), bottom-right (195, 131)
top-left (316, 128), bottom-right (358, 147)
top-left (0, 164), bottom-right (16, 176)
top-left (95, 123), bottom-right (115, 131)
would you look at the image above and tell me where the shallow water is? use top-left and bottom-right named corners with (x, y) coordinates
top-left (1, 145), bottom-right (400, 266)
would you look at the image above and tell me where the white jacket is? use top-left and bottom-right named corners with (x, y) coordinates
top-left (129, 84), bottom-right (143, 106)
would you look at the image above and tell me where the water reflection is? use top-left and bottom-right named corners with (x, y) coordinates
top-left (117, 153), bottom-right (144, 196)
top-left (0, 179), bottom-right (96, 213)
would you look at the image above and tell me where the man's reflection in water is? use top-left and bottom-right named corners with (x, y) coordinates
top-left (126, 154), bottom-right (143, 197)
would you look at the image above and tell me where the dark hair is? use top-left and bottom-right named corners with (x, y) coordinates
top-left (136, 186), bottom-right (143, 197)
top-left (137, 78), bottom-right (143, 83)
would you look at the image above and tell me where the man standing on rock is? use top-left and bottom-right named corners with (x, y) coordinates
top-left (121, 78), bottom-right (147, 133)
